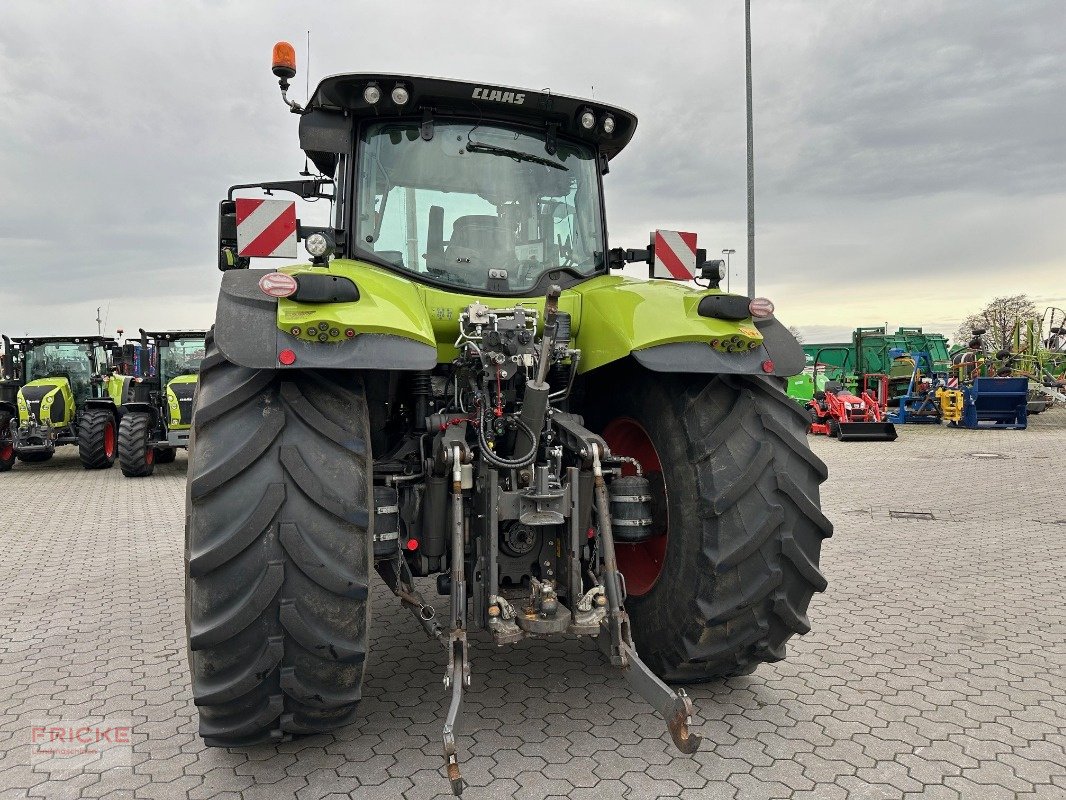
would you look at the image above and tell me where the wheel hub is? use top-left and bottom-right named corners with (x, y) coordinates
top-left (601, 417), bottom-right (668, 597)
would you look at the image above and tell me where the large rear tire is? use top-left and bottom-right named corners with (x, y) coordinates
top-left (185, 337), bottom-right (372, 745)
top-left (118, 412), bottom-right (155, 477)
top-left (0, 412), bottom-right (14, 472)
top-left (78, 409), bottom-right (117, 469)
top-left (589, 368), bottom-right (832, 682)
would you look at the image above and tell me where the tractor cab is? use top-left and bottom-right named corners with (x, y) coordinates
top-left (116, 330), bottom-right (207, 477)
top-left (219, 72), bottom-right (639, 295)
top-left (0, 335), bottom-right (122, 471)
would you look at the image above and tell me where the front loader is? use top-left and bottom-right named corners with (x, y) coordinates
top-left (185, 44), bottom-right (833, 795)
top-left (0, 336), bottom-right (124, 472)
top-left (118, 330), bottom-right (206, 476)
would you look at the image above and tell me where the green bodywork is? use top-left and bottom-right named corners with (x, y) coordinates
top-left (166, 374), bottom-right (198, 430)
top-left (275, 260), bottom-right (764, 371)
top-left (16, 377), bottom-right (75, 428)
top-left (106, 374), bottom-right (130, 406)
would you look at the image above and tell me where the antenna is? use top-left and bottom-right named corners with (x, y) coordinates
top-left (745, 0), bottom-right (756, 299)
top-left (96, 307), bottom-right (103, 337)
top-left (300, 30), bottom-right (313, 176)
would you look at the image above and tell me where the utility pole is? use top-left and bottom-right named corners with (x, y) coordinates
top-left (96, 307), bottom-right (103, 337)
top-left (745, 0), bottom-right (756, 299)
top-left (722, 249), bottom-right (736, 293)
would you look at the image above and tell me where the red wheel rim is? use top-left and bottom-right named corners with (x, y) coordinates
top-left (146, 446), bottom-right (155, 466)
top-left (0, 443), bottom-right (12, 462)
top-left (104, 422), bottom-right (115, 459)
top-left (601, 417), bottom-right (668, 596)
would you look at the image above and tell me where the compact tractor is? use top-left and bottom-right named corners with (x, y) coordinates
top-left (0, 336), bottom-right (124, 471)
top-left (806, 381), bottom-right (897, 441)
top-left (118, 330), bottom-right (206, 476)
top-left (185, 43), bottom-right (832, 794)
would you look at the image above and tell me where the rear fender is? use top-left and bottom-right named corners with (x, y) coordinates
top-left (573, 276), bottom-right (805, 377)
top-left (214, 268), bottom-right (438, 370)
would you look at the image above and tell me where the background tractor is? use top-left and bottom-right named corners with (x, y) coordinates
top-left (0, 336), bottom-right (124, 471)
top-left (185, 44), bottom-right (832, 795)
top-left (118, 330), bottom-right (206, 476)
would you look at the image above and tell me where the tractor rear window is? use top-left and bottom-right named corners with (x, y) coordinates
top-left (355, 120), bottom-right (604, 293)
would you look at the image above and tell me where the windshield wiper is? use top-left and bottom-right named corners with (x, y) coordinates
top-left (466, 141), bottom-right (568, 171)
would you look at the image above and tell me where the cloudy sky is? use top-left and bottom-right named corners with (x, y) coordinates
top-left (2, 0), bottom-right (1063, 344)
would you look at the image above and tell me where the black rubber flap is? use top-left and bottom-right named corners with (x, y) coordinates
top-left (697, 294), bottom-right (751, 321)
top-left (292, 274), bottom-right (360, 303)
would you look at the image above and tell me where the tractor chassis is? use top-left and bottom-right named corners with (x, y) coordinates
top-left (377, 423), bottom-right (701, 796)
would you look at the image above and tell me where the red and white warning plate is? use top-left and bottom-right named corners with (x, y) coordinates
top-left (235, 198), bottom-right (298, 258)
top-left (652, 230), bottom-right (697, 280)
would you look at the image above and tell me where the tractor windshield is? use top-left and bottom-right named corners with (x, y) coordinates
top-left (355, 120), bottom-right (604, 293)
top-left (160, 338), bottom-right (206, 385)
top-left (24, 343), bottom-right (93, 401)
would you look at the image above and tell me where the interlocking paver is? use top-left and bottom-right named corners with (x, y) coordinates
top-left (0, 413), bottom-right (1065, 799)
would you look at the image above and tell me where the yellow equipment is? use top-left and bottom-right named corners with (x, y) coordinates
top-left (936, 388), bottom-right (965, 424)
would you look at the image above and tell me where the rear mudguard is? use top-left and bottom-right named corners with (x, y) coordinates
top-left (573, 277), bottom-right (804, 377)
top-left (214, 264), bottom-right (800, 377)
top-left (214, 269), bottom-right (438, 370)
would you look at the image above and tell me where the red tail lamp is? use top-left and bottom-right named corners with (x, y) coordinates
top-left (278, 349), bottom-right (297, 365)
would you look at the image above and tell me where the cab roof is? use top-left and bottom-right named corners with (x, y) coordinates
top-left (14, 336), bottom-right (118, 347)
top-left (139, 330), bottom-right (207, 341)
top-left (300, 73), bottom-right (638, 175)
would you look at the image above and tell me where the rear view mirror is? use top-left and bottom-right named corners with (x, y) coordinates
top-left (218, 200), bottom-right (250, 271)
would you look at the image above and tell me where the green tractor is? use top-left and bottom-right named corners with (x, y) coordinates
top-left (117, 329), bottom-right (206, 476)
top-left (0, 335), bottom-right (125, 471)
top-left (185, 45), bottom-right (831, 794)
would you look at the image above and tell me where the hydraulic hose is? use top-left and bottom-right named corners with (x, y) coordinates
top-left (478, 410), bottom-right (538, 468)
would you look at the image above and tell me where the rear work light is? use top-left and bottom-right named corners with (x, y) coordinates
top-left (258, 272), bottom-right (298, 298)
top-left (748, 297), bottom-right (775, 318)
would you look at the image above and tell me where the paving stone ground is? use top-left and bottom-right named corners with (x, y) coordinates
top-left (1, 409), bottom-right (1064, 799)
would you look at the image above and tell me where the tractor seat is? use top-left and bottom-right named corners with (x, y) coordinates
top-left (443, 215), bottom-right (512, 270)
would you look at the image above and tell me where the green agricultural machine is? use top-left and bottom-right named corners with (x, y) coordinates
top-left (0, 335), bottom-right (125, 471)
top-left (118, 330), bottom-right (207, 477)
top-left (789, 326), bottom-right (952, 411)
top-left (185, 44), bottom-right (831, 795)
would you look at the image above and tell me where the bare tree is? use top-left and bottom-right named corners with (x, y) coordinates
top-left (787, 325), bottom-right (805, 344)
top-left (956, 295), bottom-right (1037, 351)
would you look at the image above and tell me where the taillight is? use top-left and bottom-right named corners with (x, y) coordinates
top-left (258, 272), bottom-right (298, 298)
top-left (748, 297), bottom-right (775, 318)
